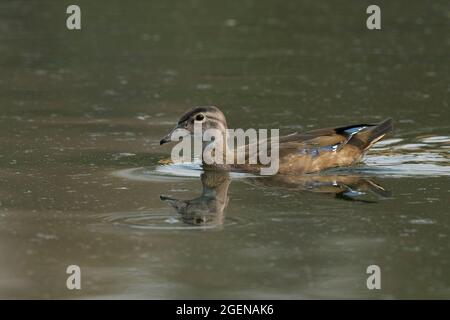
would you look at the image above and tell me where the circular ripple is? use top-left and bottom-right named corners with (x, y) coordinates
top-left (97, 210), bottom-right (242, 230)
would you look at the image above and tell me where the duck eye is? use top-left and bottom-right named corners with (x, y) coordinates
top-left (195, 114), bottom-right (205, 121)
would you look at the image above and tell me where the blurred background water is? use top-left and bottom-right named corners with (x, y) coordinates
top-left (0, 0), bottom-right (449, 298)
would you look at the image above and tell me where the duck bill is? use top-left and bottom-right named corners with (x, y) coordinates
top-left (159, 125), bottom-right (186, 145)
top-left (159, 132), bottom-right (173, 145)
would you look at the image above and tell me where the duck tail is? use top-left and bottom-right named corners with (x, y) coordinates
top-left (350, 118), bottom-right (393, 151)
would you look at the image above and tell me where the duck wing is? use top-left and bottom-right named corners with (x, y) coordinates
top-left (277, 119), bottom-right (393, 157)
top-left (276, 127), bottom-right (361, 159)
top-left (232, 119), bottom-right (392, 173)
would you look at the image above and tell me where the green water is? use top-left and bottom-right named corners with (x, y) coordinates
top-left (0, 0), bottom-right (449, 298)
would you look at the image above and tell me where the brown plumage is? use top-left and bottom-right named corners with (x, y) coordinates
top-left (160, 106), bottom-right (393, 175)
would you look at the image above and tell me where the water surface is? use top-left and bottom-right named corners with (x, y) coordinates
top-left (0, 0), bottom-right (449, 299)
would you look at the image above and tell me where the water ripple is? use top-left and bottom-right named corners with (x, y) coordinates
top-left (96, 210), bottom-right (243, 230)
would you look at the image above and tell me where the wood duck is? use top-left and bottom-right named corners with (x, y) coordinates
top-left (160, 106), bottom-right (393, 175)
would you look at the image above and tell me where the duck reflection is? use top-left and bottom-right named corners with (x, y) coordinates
top-left (160, 170), bottom-right (389, 227)
top-left (160, 170), bottom-right (230, 226)
top-left (246, 174), bottom-right (390, 203)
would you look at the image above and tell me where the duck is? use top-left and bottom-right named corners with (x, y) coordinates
top-left (159, 106), bottom-right (393, 175)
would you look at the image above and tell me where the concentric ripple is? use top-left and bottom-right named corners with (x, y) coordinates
top-left (96, 209), bottom-right (242, 230)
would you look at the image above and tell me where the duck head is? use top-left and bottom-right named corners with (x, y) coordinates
top-left (160, 106), bottom-right (227, 145)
